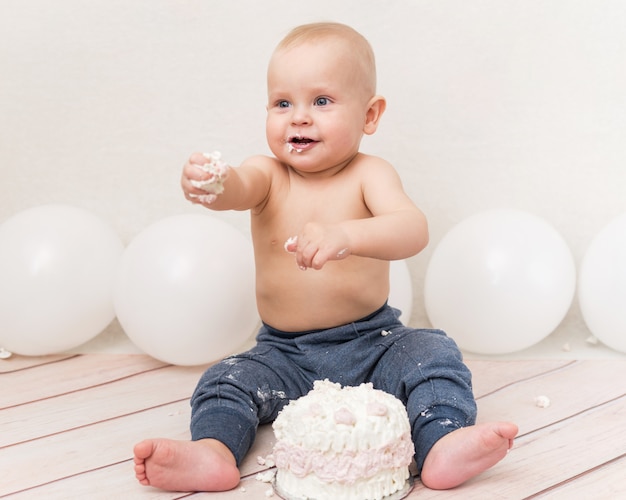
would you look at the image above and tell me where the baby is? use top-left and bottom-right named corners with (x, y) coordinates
top-left (133, 22), bottom-right (518, 492)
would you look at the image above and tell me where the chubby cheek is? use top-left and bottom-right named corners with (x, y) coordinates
top-left (265, 117), bottom-right (286, 156)
top-left (266, 135), bottom-right (287, 161)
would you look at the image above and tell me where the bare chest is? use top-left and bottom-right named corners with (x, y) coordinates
top-left (252, 173), bottom-right (370, 249)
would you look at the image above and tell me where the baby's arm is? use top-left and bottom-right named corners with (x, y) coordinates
top-left (181, 152), bottom-right (272, 212)
top-left (286, 159), bottom-right (428, 270)
top-left (348, 161), bottom-right (429, 259)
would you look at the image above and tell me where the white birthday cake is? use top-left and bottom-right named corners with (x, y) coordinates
top-left (272, 379), bottom-right (414, 500)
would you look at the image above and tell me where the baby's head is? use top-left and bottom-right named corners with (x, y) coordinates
top-left (266, 23), bottom-right (385, 171)
top-left (270, 22), bottom-right (377, 100)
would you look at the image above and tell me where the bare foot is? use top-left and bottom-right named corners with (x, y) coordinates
top-left (133, 438), bottom-right (240, 492)
top-left (420, 421), bottom-right (519, 490)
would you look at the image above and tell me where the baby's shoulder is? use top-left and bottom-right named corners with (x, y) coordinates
top-left (350, 153), bottom-right (399, 178)
top-left (240, 154), bottom-right (284, 170)
top-left (240, 154), bottom-right (290, 181)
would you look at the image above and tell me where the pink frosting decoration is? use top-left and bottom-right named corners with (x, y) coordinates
top-left (309, 402), bottom-right (323, 416)
top-left (334, 407), bottom-right (356, 425)
top-left (273, 433), bottom-right (414, 484)
top-left (366, 401), bottom-right (388, 416)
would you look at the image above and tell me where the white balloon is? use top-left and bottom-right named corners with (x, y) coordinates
top-left (424, 209), bottom-right (576, 355)
top-left (0, 204), bottom-right (124, 355)
top-left (114, 214), bottom-right (258, 365)
top-left (389, 260), bottom-right (413, 324)
top-left (579, 213), bottom-right (626, 353)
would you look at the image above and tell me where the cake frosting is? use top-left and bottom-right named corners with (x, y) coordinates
top-left (190, 151), bottom-right (229, 203)
top-left (272, 379), bottom-right (414, 500)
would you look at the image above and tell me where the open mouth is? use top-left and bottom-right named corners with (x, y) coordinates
top-left (287, 135), bottom-right (316, 153)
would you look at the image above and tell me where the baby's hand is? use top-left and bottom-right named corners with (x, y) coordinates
top-left (182, 151), bottom-right (230, 205)
top-left (191, 151), bottom-right (229, 194)
top-left (284, 223), bottom-right (351, 270)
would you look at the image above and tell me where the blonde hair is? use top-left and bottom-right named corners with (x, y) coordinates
top-left (274, 22), bottom-right (377, 95)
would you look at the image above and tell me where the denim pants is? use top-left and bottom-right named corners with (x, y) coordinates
top-left (190, 303), bottom-right (477, 473)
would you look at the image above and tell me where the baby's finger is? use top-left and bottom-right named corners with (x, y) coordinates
top-left (189, 152), bottom-right (207, 165)
top-left (284, 236), bottom-right (298, 254)
top-left (310, 248), bottom-right (334, 270)
top-left (297, 243), bottom-right (320, 271)
top-left (183, 162), bottom-right (210, 182)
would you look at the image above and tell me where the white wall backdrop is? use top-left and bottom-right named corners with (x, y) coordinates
top-left (1, 0), bottom-right (625, 357)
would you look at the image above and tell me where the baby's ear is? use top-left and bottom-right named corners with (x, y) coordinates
top-left (363, 95), bottom-right (386, 135)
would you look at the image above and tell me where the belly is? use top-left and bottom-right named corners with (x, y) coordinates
top-left (255, 257), bottom-right (390, 331)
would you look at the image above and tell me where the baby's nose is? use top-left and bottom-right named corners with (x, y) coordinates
top-left (290, 105), bottom-right (312, 125)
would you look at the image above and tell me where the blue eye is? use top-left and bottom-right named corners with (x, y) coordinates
top-left (315, 97), bottom-right (329, 106)
top-left (277, 100), bottom-right (290, 108)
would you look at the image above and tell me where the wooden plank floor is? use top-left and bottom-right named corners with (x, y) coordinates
top-left (1, 353), bottom-right (625, 499)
